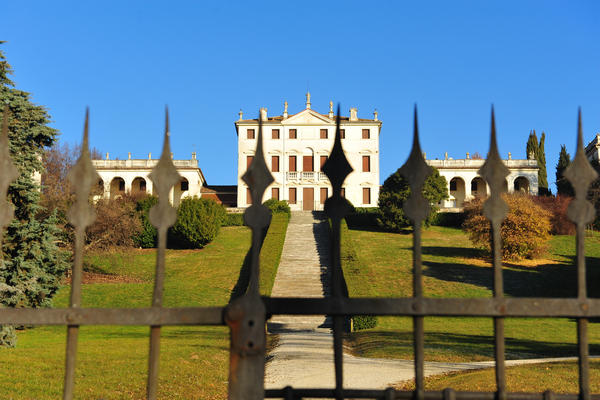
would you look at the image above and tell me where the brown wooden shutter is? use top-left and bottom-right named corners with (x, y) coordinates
top-left (340, 129), bottom-right (345, 139)
top-left (363, 187), bottom-right (371, 204)
top-left (362, 155), bottom-right (370, 172)
top-left (247, 156), bottom-right (254, 169)
top-left (289, 156), bottom-right (297, 172)
top-left (272, 156), bottom-right (279, 172)
top-left (320, 129), bottom-right (328, 139)
top-left (362, 129), bottom-right (370, 139)
top-left (289, 188), bottom-right (297, 204)
top-left (247, 188), bottom-right (252, 205)
top-left (289, 129), bottom-right (297, 139)
top-left (272, 129), bottom-right (280, 139)
top-left (320, 187), bottom-right (328, 204)
top-left (247, 129), bottom-right (255, 139)
top-left (303, 156), bottom-right (314, 172)
top-left (272, 187), bottom-right (279, 200)
top-left (320, 156), bottom-right (328, 171)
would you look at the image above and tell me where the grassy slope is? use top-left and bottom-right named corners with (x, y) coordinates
top-left (0, 214), bottom-right (288, 400)
top-left (341, 223), bottom-right (600, 362)
top-left (397, 360), bottom-right (600, 393)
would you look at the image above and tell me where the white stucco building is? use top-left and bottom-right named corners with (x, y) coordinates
top-left (91, 152), bottom-right (206, 207)
top-left (426, 152), bottom-right (539, 210)
top-left (585, 133), bottom-right (600, 163)
top-left (236, 94), bottom-right (381, 210)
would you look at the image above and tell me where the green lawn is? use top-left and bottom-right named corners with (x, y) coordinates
top-left (0, 213), bottom-right (288, 400)
top-left (397, 360), bottom-right (600, 393)
top-left (342, 223), bottom-right (600, 362)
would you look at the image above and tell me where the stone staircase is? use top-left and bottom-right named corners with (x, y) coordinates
top-left (269, 211), bottom-right (331, 330)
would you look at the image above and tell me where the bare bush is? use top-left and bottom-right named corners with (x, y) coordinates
top-left (463, 193), bottom-right (552, 260)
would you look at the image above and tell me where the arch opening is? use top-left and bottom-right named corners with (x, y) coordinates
top-left (471, 177), bottom-right (487, 198)
top-left (514, 177), bottom-right (530, 193)
top-left (449, 177), bottom-right (466, 207)
top-left (110, 177), bottom-right (125, 200)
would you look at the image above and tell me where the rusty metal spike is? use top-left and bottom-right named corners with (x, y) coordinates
top-left (399, 105), bottom-right (433, 223)
top-left (0, 106), bottom-right (19, 240)
top-left (323, 104), bottom-right (353, 220)
top-left (66, 108), bottom-right (100, 230)
top-left (480, 106), bottom-right (509, 226)
top-left (565, 108), bottom-right (597, 226)
top-left (148, 107), bottom-right (181, 230)
top-left (242, 113), bottom-right (274, 229)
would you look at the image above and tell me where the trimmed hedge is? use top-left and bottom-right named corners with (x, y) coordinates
top-left (352, 315), bottom-right (377, 331)
top-left (169, 197), bottom-right (226, 249)
top-left (262, 199), bottom-right (291, 217)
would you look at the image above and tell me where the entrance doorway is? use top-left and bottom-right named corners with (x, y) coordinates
top-left (303, 188), bottom-right (314, 211)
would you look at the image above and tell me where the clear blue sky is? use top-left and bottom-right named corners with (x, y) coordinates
top-left (2, 1), bottom-right (599, 189)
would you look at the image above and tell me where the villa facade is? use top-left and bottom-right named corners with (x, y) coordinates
top-left (91, 152), bottom-right (206, 207)
top-left (236, 94), bottom-right (381, 211)
top-left (426, 153), bottom-right (539, 210)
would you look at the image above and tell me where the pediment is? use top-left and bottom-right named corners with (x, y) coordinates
top-left (282, 109), bottom-right (333, 125)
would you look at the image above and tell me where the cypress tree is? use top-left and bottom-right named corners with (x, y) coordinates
top-left (526, 130), bottom-right (538, 161)
top-left (0, 43), bottom-right (68, 347)
top-left (538, 132), bottom-right (549, 195)
top-left (556, 145), bottom-right (574, 197)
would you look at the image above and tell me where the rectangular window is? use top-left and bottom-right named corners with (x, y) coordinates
top-left (303, 156), bottom-right (313, 172)
top-left (363, 187), bottom-right (371, 204)
top-left (289, 156), bottom-right (297, 172)
top-left (289, 129), bottom-right (297, 139)
top-left (340, 129), bottom-right (345, 139)
top-left (272, 187), bottom-right (279, 200)
top-left (289, 188), bottom-right (297, 204)
top-left (320, 187), bottom-right (328, 204)
top-left (362, 129), bottom-right (370, 139)
top-left (320, 156), bottom-right (328, 171)
top-left (362, 155), bottom-right (370, 172)
top-left (247, 129), bottom-right (255, 139)
top-left (272, 129), bottom-right (280, 139)
top-left (271, 156), bottom-right (279, 172)
top-left (247, 188), bottom-right (252, 205)
top-left (320, 129), bottom-right (328, 139)
top-left (247, 156), bottom-right (254, 169)
top-left (181, 180), bottom-right (189, 191)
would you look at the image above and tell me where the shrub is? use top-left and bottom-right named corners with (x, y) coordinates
top-left (133, 195), bottom-right (159, 248)
top-left (533, 195), bottom-right (575, 235)
top-left (345, 207), bottom-right (380, 230)
top-left (463, 193), bottom-right (552, 259)
top-left (352, 315), bottom-right (377, 331)
top-left (222, 213), bottom-right (244, 226)
top-left (86, 196), bottom-right (142, 250)
top-left (377, 167), bottom-right (448, 231)
top-left (169, 197), bottom-right (226, 249)
top-left (430, 211), bottom-right (466, 227)
top-left (262, 199), bottom-right (291, 217)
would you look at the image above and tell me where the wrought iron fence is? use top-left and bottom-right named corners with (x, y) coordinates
top-left (0, 104), bottom-right (598, 400)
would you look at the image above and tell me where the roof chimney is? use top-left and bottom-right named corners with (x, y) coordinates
top-left (329, 101), bottom-right (334, 119)
top-left (238, 109), bottom-right (243, 121)
top-left (260, 107), bottom-right (267, 121)
top-left (306, 92), bottom-right (311, 109)
top-left (373, 109), bottom-right (378, 121)
top-left (349, 107), bottom-right (358, 121)
top-left (283, 101), bottom-right (288, 119)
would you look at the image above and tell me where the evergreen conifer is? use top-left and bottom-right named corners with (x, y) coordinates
top-left (0, 43), bottom-right (68, 347)
top-left (556, 145), bottom-right (574, 197)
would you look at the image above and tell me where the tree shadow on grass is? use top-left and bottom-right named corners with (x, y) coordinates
top-left (347, 330), bottom-right (600, 360)
top-left (420, 246), bottom-right (600, 298)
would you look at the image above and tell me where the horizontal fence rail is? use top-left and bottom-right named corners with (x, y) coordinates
top-left (0, 105), bottom-right (597, 399)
